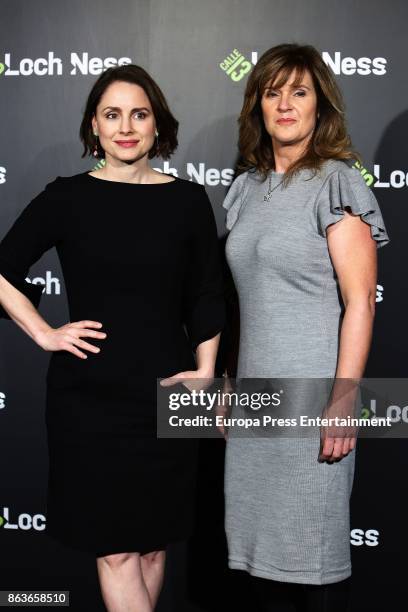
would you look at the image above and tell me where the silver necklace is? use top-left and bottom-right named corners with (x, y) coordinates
top-left (263, 172), bottom-right (284, 202)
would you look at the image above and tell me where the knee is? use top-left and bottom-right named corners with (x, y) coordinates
top-left (141, 549), bottom-right (165, 565)
top-left (97, 551), bottom-right (137, 569)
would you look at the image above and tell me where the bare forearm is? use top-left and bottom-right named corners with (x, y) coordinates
top-left (195, 333), bottom-right (221, 376)
top-left (335, 299), bottom-right (375, 379)
top-left (0, 275), bottom-right (52, 343)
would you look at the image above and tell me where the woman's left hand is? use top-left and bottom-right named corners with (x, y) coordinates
top-left (159, 369), bottom-right (214, 392)
top-left (318, 388), bottom-right (358, 462)
top-left (318, 430), bottom-right (357, 463)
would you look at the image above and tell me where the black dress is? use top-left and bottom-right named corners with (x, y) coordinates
top-left (0, 172), bottom-right (225, 556)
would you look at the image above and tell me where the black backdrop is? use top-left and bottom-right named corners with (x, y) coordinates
top-left (0, 1), bottom-right (407, 610)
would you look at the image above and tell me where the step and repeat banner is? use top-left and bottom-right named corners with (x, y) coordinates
top-left (0, 1), bottom-right (407, 610)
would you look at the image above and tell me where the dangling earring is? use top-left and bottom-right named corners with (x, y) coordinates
top-left (93, 131), bottom-right (99, 158)
top-left (155, 129), bottom-right (159, 152)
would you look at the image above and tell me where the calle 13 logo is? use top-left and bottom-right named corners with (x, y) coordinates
top-left (219, 49), bottom-right (252, 82)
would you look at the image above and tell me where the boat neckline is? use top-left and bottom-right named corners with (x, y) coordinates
top-left (83, 171), bottom-right (179, 185)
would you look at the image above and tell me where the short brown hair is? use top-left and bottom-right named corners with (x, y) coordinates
top-left (79, 64), bottom-right (178, 159)
top-left (237, 43), bottom-right (360, 182)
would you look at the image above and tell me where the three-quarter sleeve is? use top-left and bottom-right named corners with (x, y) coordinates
top-left (183, 185), bottom-right (226, 350)
top-left (316, 165), bottom-right (389, 248)
top-left (0, 178), bottom-right (61, 319)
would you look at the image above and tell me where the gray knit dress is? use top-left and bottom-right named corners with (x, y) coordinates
top-left (222, 159), bottom-right (389, 585)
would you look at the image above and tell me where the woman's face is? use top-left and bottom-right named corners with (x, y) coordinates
top-left (91, 80), bottom-right (156, 164)
top-left (260, 68), bottom-right (318, 151)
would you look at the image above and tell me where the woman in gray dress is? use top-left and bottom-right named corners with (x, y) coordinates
top-left (222, 43), bottom-right (389, 611)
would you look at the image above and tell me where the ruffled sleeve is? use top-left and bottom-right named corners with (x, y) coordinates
top-left (316, 165), bottom-right (389, 248)
top-left (222, 171), bottom-right (250, 230)
top-left (0, 178), bottom-right (61, 319)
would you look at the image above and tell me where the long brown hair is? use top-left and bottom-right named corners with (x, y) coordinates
top-left (238, 43), bottom-right (360, 183)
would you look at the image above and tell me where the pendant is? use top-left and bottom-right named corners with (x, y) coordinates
top-left (264, 174), bottom-right (283, 202)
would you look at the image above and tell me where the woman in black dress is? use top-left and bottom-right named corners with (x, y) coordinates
top-left (0, 65), bottom-right (225, 611)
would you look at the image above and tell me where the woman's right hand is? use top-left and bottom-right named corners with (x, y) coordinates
top-left (35, 320), bottom-right (107, 359)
